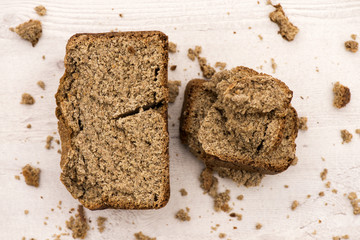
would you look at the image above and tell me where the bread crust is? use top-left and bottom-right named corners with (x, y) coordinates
top-left (55, 31), bottom-right (170, 210)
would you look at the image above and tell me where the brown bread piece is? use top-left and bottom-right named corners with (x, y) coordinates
top-left (55, 31), bottom-right (170, 210)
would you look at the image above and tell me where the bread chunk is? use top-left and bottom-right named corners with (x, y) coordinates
top-left (180, 67), bottom-right (298, 174)
top-left (55, 31), bottom-right (169, 209)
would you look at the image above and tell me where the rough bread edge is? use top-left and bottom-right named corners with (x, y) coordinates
top-left (55, 31), bottom-right (170, 210)
top-left (180, 78), bottom-right (298, 175)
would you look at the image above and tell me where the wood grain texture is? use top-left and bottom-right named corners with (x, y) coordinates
top-left (1, 0), bottom-right (360, 239)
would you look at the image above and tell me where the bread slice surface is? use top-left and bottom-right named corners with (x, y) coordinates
top-left (56, 31), bottom-right (170, 209)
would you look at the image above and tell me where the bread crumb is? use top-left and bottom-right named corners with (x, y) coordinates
top-left (187, 48), bottom-right (196, 61)
top-left (175, 208), bottom-right (191, 221)
top-left (312, 230), bottom-right (317, 235)
top-left (66, 205), bottom-right (89, 239)
top-left (321, 157), bottom-right (325, 161)
top-left (26, 124), bottom-right (32, 129)
top-left (10, 20), bottom-right (42, 47)
top-left (255, 223), bottom-right (262, 230)
top-left (214, 190), bottom-right (232, 212)
top-left (229, 212), bottom-right (242, 221)
top-left (42, 55), bottom-right (45, 60)
top-left (356, 129), bottom-right (360, 135)
top-left (97, 217), bottom-right (107, 233)
top-left (134, 232), bottom-right (156, 240)
top-left (219, 233), bottom-right (226, 239)
top-left (320, 168), bottom-right (328, 181)
top-left (291, 200), bottom-right (299, 210)
top-left (170, 65), bottom-right (177, 71)
top-left (271, 58), bottom-right (277, 73)
top-left (341, 130), bottom-right (353, 144)
top-left (237, 195), bottom-right (244, 200)
top-left (325, 181), bottom-right (331, 188)
top-left (342, 235), bottom-right (350, 239)
top-left (307, 194), bottom-right (311, 198)
top-left (348, 192), bottom-right (360, 215)
top-left (344, 40), bottom-right (358, 53)
top-left (351, 34), bottom-right (357, 40)
top-left (21, 93), bottom-right (35, 105)
top-left (332, 189), bottom-right (338, 194)
top-left (188, 46), bottom-right (215, 78)
top-left (119, 13), bottom-right (123, 17)
top-left (319, 191), bottom-right (325, 197)
top-left (168, 80), bottom-right (181, 103)
top-left (15, 175), bottom-right (20, 180)
top-left (37, 81), bottom-right (45, 90)
top-left (200, 168), bottom-right (216, 193)
top-left (215, 62), bottom-right (227, 70)
top-left (298, 117), bottom-right (308, 131)
top-left (269, 4), bottom-right (299, 41)
top-left (169, 42), bottom-right (177, 53)
top-left (179, 188), bottom-right (188, 196)
top-left (55, 139), bottom-right (60, 145)
top-left (45, 135), bottom-right (54, 149)
top-left (24, 210), bottom-right (29, 215)
top-left (291, 156), bottom-right (298, 166)
top-left (258, 34), bottom-right (263, 40)
top-left (22, 164), bottom-right (40, 187)
top-left (215, 167), bottom-right (263, 187)
top-left (333, 82), bottom-right (351, 108)
top-left (35, 5), bottom-right (47, 16)
top-left (284, 185), bottom-right (289, 188)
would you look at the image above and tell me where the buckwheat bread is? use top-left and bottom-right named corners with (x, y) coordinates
top-left (55, 31), bottom-right (170, 210)
top-left (180, 67), bottom-right (298, 174)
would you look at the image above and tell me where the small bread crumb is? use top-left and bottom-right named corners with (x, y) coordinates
top-left (134, 232), bottom-right (156, 240)
top-left (22, 164), bottom-right (40, 187)
top-left (237, 195), bottom-right (244, 200)
top-left (170, 65), bottom-right (177, 71)
top-left (179, 188), bottom-right (188, 196)
top-left (333, 82), bottom-right (351, 108)
top-left (344, 40), bottom-right (358, 53)
top-left (298, 117), bottom-right (308, 131)
top-left (215, 62), bottom-right (227, 70)
top-left (291, 200), bottom-right (299, 210)
top-left (188, 46), bottom-right (215, 79)
top-left (175, 208), bottom-right (191, 221)
top-left (325, 181), bottom-right (331, 188)
top-left (258, 34), bottom-right (263, 40)
top-left (291, 156), bottom-right (298, 166)
top-left (42, 55), bottom-right (45, 60)
top-left (355, 129), bottom-right (360, 135)
top-left (169, 42), bottom-right (177, 53)
top-left (348, 192), bottom-right (360, 215)
top-left (351, 34), bottom-right (357, 40)
top-left (10, 20), bottom-right (42, 47)
top-left (21, 93), bottom-right (35, 105)
top-left (168, 80), bottom-right (181, 103)
top-left (26, 124), bottom-right (32, 129)
top-left (37, 81), bottom-right (45, 90)
top-left (119, 13), bottom-right (123, 18)
top-left (320, 168), bottom-right (328, 181)
top-left (229, 212), bottom-right (242, 221)
top-left (66, 205), bottom-right (89, 239)
top-left (219, 233), bottom-right (226, 239)
top-left (24, 210), bottom-right (29, 215)
top-left (319, 191), bottom-right (325, 197)
top-left (15, 175), bottom-right (20, 180)
top-left (187, 49), bottom-right (196, 61)
top-left (214, 190), bottom-right (231, 212)
top-left (341, 129), bottom-right (353, 144)
top-left (271, 58), bottom-right (277, 73)
top-left (97, 217), bottom-right (107, 233)
top-left (255, 223), bottom-right (262, 230)
top-left (332, 189), bottom-right (338, 194)
top-left (269, 4), bottom-right (299, 41)
top-left (34, 5), bottom-right (47, 16)
top-left (45, 135), bottom-right (54, 149)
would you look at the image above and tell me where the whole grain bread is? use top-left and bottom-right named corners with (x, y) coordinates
top-left (180, 67), bottom-right (298, 174)
top-left (55, 31), bottom-right (170, 210)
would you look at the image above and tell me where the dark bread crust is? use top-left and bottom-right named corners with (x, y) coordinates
top-left (55, 31), bottom-right (169, 210)
top-left (180, 71), bottom-right (298, 174)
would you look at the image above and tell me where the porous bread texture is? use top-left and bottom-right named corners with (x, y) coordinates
top-left (55, 31), bottom-right (170, 210)
top-left (180, 66), bottom-right (298, 174)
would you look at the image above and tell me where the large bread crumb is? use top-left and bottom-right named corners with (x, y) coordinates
top-left (341, 129), bottom-right (352, 144)
top-left (269, 4), bottom-right (299, 41)
top-left (344, 40), bottom-right (358, 53)
top-left (66, 205), bottom-right (89, 239)
top-left (10, 20), bottom-right (42, 47)
top-left (21, 93), bottom-right (35, 105)
top-left (34, 5), bottom-right (47, 16)
top-left (168, 80), bottom-right (181, 103)
top-left (22, 164), bottom-right (40, 187)
top-left (348, 192), bottom-right (360, 215)
top-left (175, 208), bottom-right (191, 221)
top-left (333, 82), bottom-right (351, 108)
top-left (134, 231), bottom-right (156, 240)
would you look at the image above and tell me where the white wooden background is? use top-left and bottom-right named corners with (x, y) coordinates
top-left (1, 0), bottom-right (360, 239)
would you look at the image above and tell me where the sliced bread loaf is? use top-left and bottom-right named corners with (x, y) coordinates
top-left (55, 31), bottom-right (170, 209)
top-left (180, 67), bottom-right (298, 174)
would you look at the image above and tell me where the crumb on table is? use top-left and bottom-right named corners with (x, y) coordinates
top-left (341, 129), bottom-right (353, 144)
top-left (271, 58), bottom-right (277, 73)
top-left (34, 5), bottom-right (47, 16)
top-left (168, 80), bottom-right (181, 103)
top-left (10, 20), bottom-right (42, 47)
top-left (175, 208), bottom-right (191, 221)
top-left (298, 117), bottom-right (308, 131)
top-left (255, 223), bottom-right (262, 230)
top-left (333, 82), bottom-right (351, 108)
top-left (37, 81), bottom-right (45, 90)
top-left (22, 164), bottom-right (40, 187)
top-left (134, 231), bottom-right (156, 240)
top-left (320, 168), bottom-right (328, 181)
top-left (169, 42), bottom-right (177, 53)
top-left (291, 200), bottom-right (299, 210)
top-left (344, 40), bottom-right (358, 53)
top-left (45, 135), bottom-right (54, 149)
top-left (218, 233), bottom-right (226, 239)
top-left (179, 188), bottom-right (188, 196)
top-left (269, 4), bottom-right (299, 41)
top-left (21, 93), bottom-right (35, 105)
top-left (97, 216), bottom-right (107, 233)
top-left (66, 205), bottom-right (89, 239)
top-left (170, 65), bottom-right (177, 71)
top-left (348, 192), bottom-right (360, 215)
top-left (26, 124), bottom-right (32, 129)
